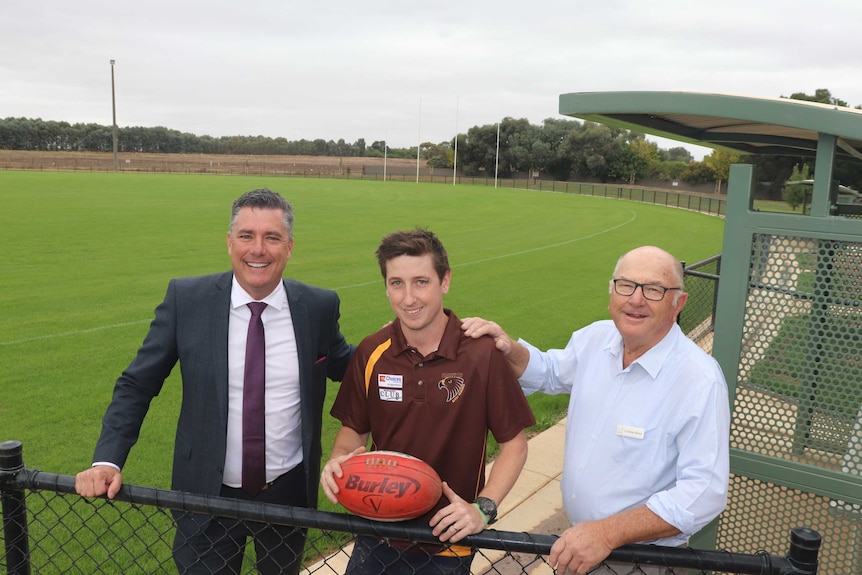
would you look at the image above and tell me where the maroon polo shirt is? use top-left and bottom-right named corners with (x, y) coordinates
top-left (331, 309), bottom-right (536, 517)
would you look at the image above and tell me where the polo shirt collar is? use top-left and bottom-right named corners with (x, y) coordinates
top-left (389, 308), bottom-right (460, 360)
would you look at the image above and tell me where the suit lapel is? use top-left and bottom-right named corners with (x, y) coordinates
top-left (284, 280), bottom-right (313, 463)
top-left (211, 272), bottom-right (232, 427)
top-left (285, 279), bottom-right (310, 390)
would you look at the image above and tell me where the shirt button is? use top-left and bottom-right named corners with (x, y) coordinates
top-left (418, 380), bottom-right (424, 386)
top-left (418, 362), bottom-right (424, 367)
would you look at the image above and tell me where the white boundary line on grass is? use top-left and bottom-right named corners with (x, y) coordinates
top-left (2, 210), bottom-right (636, 346)
top-left (1, 320), bottom-right (152, 346)
top-left (333, 209), bottom-right (638, 291)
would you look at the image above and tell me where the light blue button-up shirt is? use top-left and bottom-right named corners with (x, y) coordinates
top-left (519, 320), bottom-right (729, 547)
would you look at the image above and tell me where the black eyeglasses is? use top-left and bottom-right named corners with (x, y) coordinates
top-left (612, 279), bottom-right (682, 302)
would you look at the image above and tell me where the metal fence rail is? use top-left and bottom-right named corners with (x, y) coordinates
top-left (681, 255), bottom-right (722, 352)
top-left (0, 440), bottom-right (820, 575)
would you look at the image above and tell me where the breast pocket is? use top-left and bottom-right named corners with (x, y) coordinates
top-left (312, 356), bottom-right (327, 382)
top-left (612, 430), bottom-right (662, 471)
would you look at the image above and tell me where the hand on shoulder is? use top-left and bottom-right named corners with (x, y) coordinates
top-left (461, 316), bottom-right (517, 357)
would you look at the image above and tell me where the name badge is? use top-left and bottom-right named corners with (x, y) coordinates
top-left (379, 389), bottom-right (403, 402)
top-left (617, 424), bottom-right (645, 440)
top-left (378, 374), bottom-right (403, 388)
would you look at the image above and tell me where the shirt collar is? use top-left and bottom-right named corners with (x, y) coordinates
top-left (389, 309), bottom-right (460, 360)
top-left (605, 322), bottom-right (680, 379)
top-left (230, 276), bottom-right (287, 311)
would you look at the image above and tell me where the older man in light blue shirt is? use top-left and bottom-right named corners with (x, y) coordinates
top-left (462, 246), bottom-right (730, 575)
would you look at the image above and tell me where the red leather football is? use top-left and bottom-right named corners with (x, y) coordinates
top-left (334, 451), bottom-right (443, 521)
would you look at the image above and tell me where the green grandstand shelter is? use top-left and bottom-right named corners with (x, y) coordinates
top-left (559, 91), bottom-right (862, 573)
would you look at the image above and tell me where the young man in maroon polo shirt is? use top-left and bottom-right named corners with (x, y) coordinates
top-left (321, 228), bottom-right (535, 575)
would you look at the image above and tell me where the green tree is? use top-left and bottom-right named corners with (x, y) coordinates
top-left (423, 141), bottom-right (452, 169)
top-left (567, 122), bottom-right (648, 182)
top-left (656, 161), bottom-right (688, 180)
top-left (459, 124), bottom-right (498, 175)
top-left (627, 138), bottom-right (660, 182)
top-left (702, 150), bottom-right (741, 182)
top-left (660, 147), bottom-right (693, 163)
top-left (782, 163), bottom-right (812, 211)
top-left (785, 88), bottom-right (849, 108)
top-left (680, 161), bottom-right (716, 185)
top-left (538, 118), bottom-right (579, 181)
top-left (353, 138), bottom-right (366, 157)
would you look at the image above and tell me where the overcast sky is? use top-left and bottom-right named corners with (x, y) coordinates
top-left (3, 0), bottom-right (859, 160)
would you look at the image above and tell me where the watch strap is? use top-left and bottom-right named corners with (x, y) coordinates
top-left (473, 496), bottom-right (498, 524)
top-left (471, 502), bottom-right (489, 525)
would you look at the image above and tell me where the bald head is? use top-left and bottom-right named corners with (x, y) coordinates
top-left (608, 246), bottom-right (688, 358)
top-left (613, 246), bottom-right (683, 289)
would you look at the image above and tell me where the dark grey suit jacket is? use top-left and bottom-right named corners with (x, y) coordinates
top-left (93, 271), bottom-right (353, 514)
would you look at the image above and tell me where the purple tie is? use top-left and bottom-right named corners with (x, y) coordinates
top-left (242, 301), bottom-right (267, 495)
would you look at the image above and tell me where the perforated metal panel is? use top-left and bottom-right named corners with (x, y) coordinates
top-left (737, 234), bottom-right (862, 459)
top-left (718, 232), bottom-right (862, 573)
top-left (718, 475), bottom-right (861, 574)
top-left (702, 162), bottom-right (862, 574)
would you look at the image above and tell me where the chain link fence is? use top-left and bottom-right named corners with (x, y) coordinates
top-left (681, 255), bottom-right (721, 354)
top-left (1, 441), bottom-right (820, 575)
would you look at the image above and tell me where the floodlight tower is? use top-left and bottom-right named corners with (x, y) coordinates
top-left (110, 59), bottom-right (118, 172)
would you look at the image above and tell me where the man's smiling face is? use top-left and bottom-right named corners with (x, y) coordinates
top-left (227, 206), bottom-right (293, 300)
top-left (608, 246), bottom-right (686, 354)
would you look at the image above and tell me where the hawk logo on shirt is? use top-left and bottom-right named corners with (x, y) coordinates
top-left (438, 373), bottom-right (465, 403)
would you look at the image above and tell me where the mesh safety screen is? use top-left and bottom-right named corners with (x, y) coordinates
top-left (718, 474), bottom-right (860, 575)
top-left (726, 232), bottom-right (862, 574)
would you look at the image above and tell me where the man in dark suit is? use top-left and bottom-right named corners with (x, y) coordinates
top-left (75, 188), bottom-right (354, 575)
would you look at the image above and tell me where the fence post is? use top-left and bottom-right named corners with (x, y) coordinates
top-left (0, 440), bottom-right (31, 575)
top-left (785, 527), bottom-right (821, 575)
top-left (711, 256), bottom-right (721, 333)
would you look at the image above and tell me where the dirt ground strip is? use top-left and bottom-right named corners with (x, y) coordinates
top-left (0, 150), bottom-right (420, 175)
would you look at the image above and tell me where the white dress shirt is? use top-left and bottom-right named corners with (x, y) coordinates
top-left (519, 320), bottom-right (730, 547)
top-left (222, 278), bottom-right (302, 487)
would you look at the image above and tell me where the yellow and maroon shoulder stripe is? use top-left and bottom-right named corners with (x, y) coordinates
top-left (364, 338), bottom-right (392, 396)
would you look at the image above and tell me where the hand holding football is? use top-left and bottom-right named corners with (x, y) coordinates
top-left (334, 451), bottom-right (442, 521)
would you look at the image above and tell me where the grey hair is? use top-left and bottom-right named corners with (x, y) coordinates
top-left (229, 189), bottom-right (294, 241)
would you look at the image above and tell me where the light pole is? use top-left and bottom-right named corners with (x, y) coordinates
top-left (415, 97), bottom-right (422, 184)
top-left (495, 121), bottom-right (501, 189)
top-left (452, 96), bottom-right (458, 186)
top-left (110, 59), bottom-right (118, 172)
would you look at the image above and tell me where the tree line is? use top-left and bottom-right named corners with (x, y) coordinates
top-left (2, 89), bottom-right (860, 198)
top-left (0, 115), bottom-right (723, 186)
top-left (0, 118), bottom-right (382, 159)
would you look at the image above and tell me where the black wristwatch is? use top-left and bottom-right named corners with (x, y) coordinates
top-left (473, 496), bottom-right (498, 525)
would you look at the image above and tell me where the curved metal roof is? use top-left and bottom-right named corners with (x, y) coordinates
top-left (558, 91), bottom-right (862, 160)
